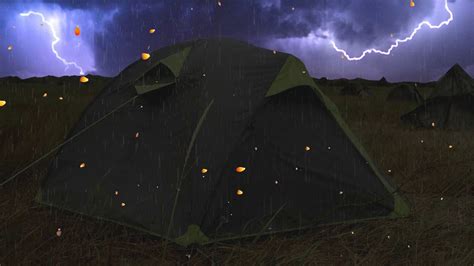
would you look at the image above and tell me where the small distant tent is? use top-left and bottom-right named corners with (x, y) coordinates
top-left (386, 84), bottom-right (422, 103)
top-left (378, 77), bottom-right (389, 86)
top-left (38, 38), bottom-right (408, 246)
top-left (401, 64), bottom-right (474, 129)
top-left (340, 83), bottom-right (372, 97)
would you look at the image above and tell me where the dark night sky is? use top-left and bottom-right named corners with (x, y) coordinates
top-left (0, 0), bottom-right (473, 82)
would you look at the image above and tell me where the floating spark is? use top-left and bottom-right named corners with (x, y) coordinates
top-left (331, 0), bottom-right (454, 61)
top-left (19, 11), bottom-right (85, 75)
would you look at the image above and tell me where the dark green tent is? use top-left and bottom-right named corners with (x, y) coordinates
top-left (386, 84), bottom-right (422, 103)
top-left (378, 77), bottom-right (389, 86)
top-left (38, 38), bottom-right (409, 246)
top-left (401, 64), bottom-right (474, 129)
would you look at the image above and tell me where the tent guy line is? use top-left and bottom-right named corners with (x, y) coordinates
top-left (19, 11), bottom-right (85, 75)
top-left (330, 0), bottom-right (454, 61)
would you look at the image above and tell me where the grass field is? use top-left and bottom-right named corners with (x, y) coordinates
top-left (1, 77), bottom-right (473, 265)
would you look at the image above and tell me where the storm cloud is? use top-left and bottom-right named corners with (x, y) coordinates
top-left (0, 0), bottom-right (472, 81)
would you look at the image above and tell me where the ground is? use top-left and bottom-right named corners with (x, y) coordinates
top-left (0, 77), bottom-right (472, 265)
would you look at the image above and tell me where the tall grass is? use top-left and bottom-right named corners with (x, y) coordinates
top-left (1, 79), bottom-right (472, 265)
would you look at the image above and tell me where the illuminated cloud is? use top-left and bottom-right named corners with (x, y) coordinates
top-left (0, 0), bottom-right (472, 81)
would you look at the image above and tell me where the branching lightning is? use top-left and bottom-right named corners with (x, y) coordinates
top-left (331, 0), bottom-right (454, 61)
top-left (20, 11), bottom-right (85, 75)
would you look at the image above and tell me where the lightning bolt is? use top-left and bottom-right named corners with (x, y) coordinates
top-left (19, 11), bottom-right (85, 75)
top-left (331, 0), bottom-right (454, 61)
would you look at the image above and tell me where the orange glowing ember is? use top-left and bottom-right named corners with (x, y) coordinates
top-left (141, 53), bottom-right (151, 60)
top-left (235, 167), bottom-right (246, 173)
top-left (80, 76), bottom-right (89, 83)
top-left (74, 26), bottom-right (81, 36)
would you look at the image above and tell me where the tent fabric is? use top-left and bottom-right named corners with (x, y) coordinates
top-left (402, 96), bottom-right (474, 129)
top-left (158, 47), bottom-right (192, 77)
top-left (401, 64), bottom-right (474, 129)
top-left (135, 81), bottom-right (176, 95)
top-left (429, 64), bottom-right (474, 98)
top-left (386, 84), bottom-right (423, 103)
top-left (38, 38), bottom-right (409, 246)
top-left (266, 56), bottom-right (315, 97)
top-left (378, 77), bottom-right (388, 85)
top-left (134, 47), bottom-right (192, 95)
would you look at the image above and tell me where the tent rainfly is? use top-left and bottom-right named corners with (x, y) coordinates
top-left (38, 38), bottom-right (409, 246)
top-left (402, 64), bottom-right (474, 129)
top-left (386, 84), bottom-right (423, 103)
top-left (378, 77), bottom-right (389, 86)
